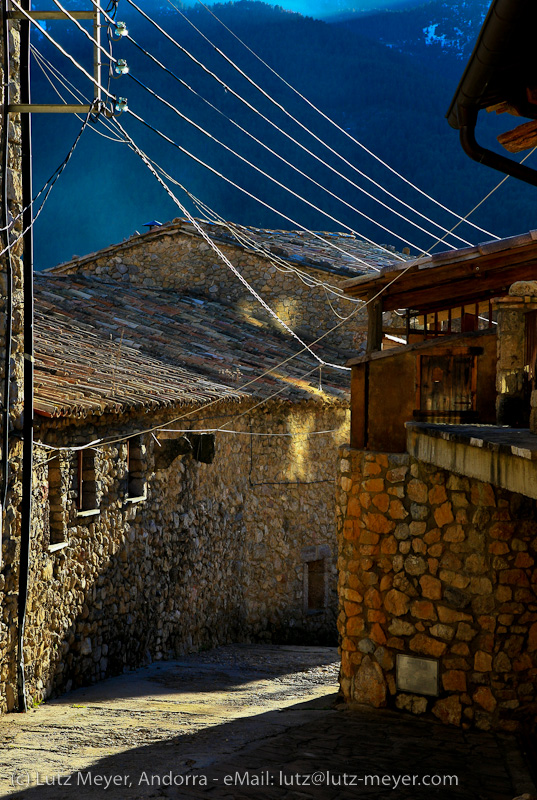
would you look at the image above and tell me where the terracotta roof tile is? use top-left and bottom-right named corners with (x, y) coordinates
top-left (34, 275), bottom-right (349, 418)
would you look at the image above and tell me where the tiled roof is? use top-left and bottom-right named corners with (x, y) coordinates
top-left (34, 275), bottom-right (349, 418)
top-left (50, 217), bottom-right (408, 278)
top-left (344, 229), bottom-right (537, 287)
top-left (342, 230), bottom-right (537, 311)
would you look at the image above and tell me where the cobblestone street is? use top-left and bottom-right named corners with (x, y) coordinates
top-left (0, 645), bottom-right (534, 799)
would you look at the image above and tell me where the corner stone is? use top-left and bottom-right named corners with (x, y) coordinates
top-left (352, 655), bottom-right (387, 708)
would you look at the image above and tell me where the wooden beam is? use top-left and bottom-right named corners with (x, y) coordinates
top-left (366, 298), bottom-right (383, 353)
top-left (347, 329), bottom-right (493, 367)
top-left (8, 10), bottom-right (95, 19)
top-left (498, 120), bottom-right (537, 153)
top-left (347, 250), bottom-right (537, 311)
top-left (486, 102), bottom-right (521, 116)
top-left (350, 365), bottom-right (367, 449)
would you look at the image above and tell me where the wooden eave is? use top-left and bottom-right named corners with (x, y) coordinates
top-left (343, 234), bottom-right (537, 312)
top-left (346, 328), bottom-right (495, 367)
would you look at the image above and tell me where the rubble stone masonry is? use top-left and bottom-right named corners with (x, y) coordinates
top-left (0, 400), bottom-right (348, 710)
top-left (0, 17), bottom-right (25, 713)
top-left (52, 223), bottom-right (367, 357)
top-left (337, 446), bottom-right (537, 732)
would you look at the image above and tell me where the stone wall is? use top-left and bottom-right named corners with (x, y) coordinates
top-left (337, 445), bottom-right (537, 732)
top-left (494, 293), bottom-right (537, 427)
top-left (2, 399), bottom-right (348, 708)
top-left (51, 223), bottom-right (366, 357)
top-left (0, 16), bottom-right (25, 713)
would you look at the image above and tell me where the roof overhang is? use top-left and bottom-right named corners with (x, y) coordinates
top-left (343, 230), bottom-right (537, 312)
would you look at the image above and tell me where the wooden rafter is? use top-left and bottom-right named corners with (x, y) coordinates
top-left (497, 119), bottom-right (537, 153)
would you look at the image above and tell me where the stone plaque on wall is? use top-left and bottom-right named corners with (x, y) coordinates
top-left (396, 654), bottom-right (439, 697)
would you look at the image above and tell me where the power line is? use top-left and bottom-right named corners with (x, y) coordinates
top-left (112, 114), bottom-right (350, 372)
top-left (122, 0), bottom-right (472, 252)
top-left (31, 47), bottom-right (362, 311)
top-left (190, 0), bottom-right (500, 241)
top-left (31, 43), bottom-right (382, 274)
top-left (64, 2), bottom-right (417, 261)
top-left (91, 1), bottom-right (466, 252)
top-left (0, 109), bottom-right (94, 261)
top-left (36, 8), bottom-right (447, 267)
top-left (31, 45), bottom-right (127, 143)
top-left (11, 0), bottom-right (116, 102)
top-left (129, 69), bottom-right (428, 255)
top-left (127, 107), bottom-right (382, 270)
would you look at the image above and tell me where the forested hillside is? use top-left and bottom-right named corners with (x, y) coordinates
top-left (31, 1), bottom-right (537, 270)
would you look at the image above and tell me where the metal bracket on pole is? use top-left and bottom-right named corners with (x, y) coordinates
top-left (8, 5), bottom-right (102, 113)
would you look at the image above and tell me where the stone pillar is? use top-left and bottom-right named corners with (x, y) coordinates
top-left (494, 288), bottom-right (537, 427)
top-left (0, 12), bottom-right (25, 713)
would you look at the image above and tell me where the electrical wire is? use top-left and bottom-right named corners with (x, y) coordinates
top-left (30, 15), bottom-right (419, 269)
top-left (0, 109), bottom-right (94, 261)
top-left (90, 0), bottom-right (466, 252)
top-left (191, 0), bottom-right (500, 241)
top-left (61, 2), bottom-right (420, 260)
top-left (127, 107), bottom-right (381, 270)
top-left (158, 427), bottom-right (341, 437)
top-left (129, 70), bottom-right (428, 256)
top-left (112, 114), bottom-right (350, 371)
top-left (163, 0), bottom-right (488, 246)
top-left (10, 0), bottom-right (116, 101)
top-left (30, 48), bottom-right (364, 310)
top-left (31, 45), bottom-right (125, 142)
top-left (121, 0), bottom-right (471, 252)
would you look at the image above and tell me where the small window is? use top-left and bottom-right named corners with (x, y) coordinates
top-left (48, 456), bottom-right (67, 545)
top-left (126, 436), bottom-right (146, 499)
top-left (307, 559), bottom-right (327, 611)
top-left (75, 448), bottom-right (98, 512)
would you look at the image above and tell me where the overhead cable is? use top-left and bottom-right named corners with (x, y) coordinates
top-left (126, 108), bottom-right (381, 270)
top-left (127, 70), bottom-right (427, 256)
top-left (90, 0), bottom-right (464, 251)
top-left (112, 115), bottom-right (350, 371)
top-left (122, 0), bottom-right (471, 252)
top-left (31, 45), bottom-right (125, 143)
top-left (31, 48), bottom-right (363, 308)
top-left (190, 0), bottom-right (500, 241)
top-left (0, 109), bottom-right (94, 259)
top-left (31, 18), bottom-right (385, 270)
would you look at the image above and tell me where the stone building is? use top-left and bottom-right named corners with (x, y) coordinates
top-left (0, 265), bottom-right (353, 711)
top-left (336, 233), bottom-right (537, 731)
top-left (50, 216), bottom-right (407, 359)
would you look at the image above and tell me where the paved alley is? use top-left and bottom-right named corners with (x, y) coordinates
top-left (0, 645), bottom-right (534, 799)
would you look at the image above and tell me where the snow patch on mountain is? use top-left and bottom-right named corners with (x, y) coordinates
top-left (421, 3), bottom-right (488, 58)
